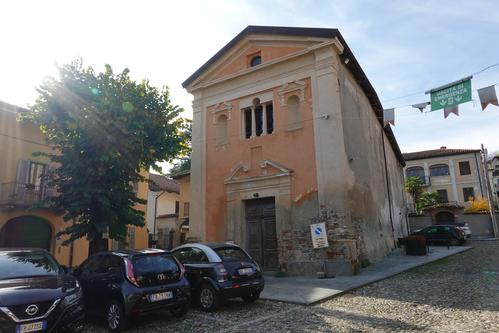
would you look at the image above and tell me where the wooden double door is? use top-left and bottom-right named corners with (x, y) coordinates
top-left (245, 197), bottom-right (278, 270)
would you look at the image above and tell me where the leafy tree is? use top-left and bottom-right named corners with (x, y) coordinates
top-left (404, 176), bottom-right (423, 205)
top-left (416, 191), bottom-right (442, 212)
top-left (169, 121), bottom-right (191, 176)
top-left (25, 60), bottom-right (189, 255)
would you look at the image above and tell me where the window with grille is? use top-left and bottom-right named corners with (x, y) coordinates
top-left (463, 187), bottom-right (475, 201)
top-left (430, 164), bottom-right (450, 177)
top-left (437, 189), bottom-right (448, 203)
top-left (459, 161), bottom-right (471, 175)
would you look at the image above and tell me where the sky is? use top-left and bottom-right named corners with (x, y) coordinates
top-left (1, 0), bottom-right (499, 171)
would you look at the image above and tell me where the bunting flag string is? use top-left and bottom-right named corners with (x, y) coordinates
top-left (380, 61), bottom-right (499, 126)
top-left (382, 80), bottom-right (498, 126)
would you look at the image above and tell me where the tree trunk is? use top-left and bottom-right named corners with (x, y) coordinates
top-left (88, 233), bottom-right (109, 256)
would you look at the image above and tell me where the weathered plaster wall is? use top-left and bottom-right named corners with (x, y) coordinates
top-left (337, 60), bottom-right (407, 266)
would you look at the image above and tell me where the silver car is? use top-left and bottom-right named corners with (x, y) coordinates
top-left (455, 223), bottom-right (472, 238)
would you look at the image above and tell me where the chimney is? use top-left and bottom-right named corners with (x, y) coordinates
top-left (440, 146), bottom-right (447, 149)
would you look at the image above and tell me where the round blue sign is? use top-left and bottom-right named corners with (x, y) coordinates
top-left (314, 227), bottom-right (322, 235)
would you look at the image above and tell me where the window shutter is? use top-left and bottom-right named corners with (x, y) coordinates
top-left (15, 160), bottom-right (30, 197)
top-left (16, 160), bottom-right (30, 184)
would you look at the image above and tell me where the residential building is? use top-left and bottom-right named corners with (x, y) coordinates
top-left (0, 101), bottom-right (149, 266)
top-left (488, 156), bottom-right (499, 205)
top-left (171, 169), bottom-right (190, 243)
top-left (182, 26), bottom-right (407, 276)
top-left (403, 147), bottom-right (487, 210)
top-left (146, 173), bottom-right (181, 248)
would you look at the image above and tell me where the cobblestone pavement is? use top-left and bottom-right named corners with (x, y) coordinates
top-left (84, 240), bottom-right (499, 332)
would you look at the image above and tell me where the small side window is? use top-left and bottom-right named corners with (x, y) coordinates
top-left (250, 55), bottom-right (261, 67)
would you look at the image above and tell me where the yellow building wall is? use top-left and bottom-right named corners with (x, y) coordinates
top-left (178, 174), bottom-right (190, 218)
top-left (0, 104), bottom-right (149, 266)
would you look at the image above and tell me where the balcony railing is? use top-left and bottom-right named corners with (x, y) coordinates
top-left (0, 182), bottom-right (55, 207)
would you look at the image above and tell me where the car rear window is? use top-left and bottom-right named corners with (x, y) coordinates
top-left (132, 254), bottom-right (179, 275)
top-left (0, 251), bottom-right (61, 280)
top-left (214, 247), bottom-right (250, 262)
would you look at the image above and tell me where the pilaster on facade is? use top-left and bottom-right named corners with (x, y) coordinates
top-left (311, 47), bottom-right (349, 213)
top-left (189, 95), bottom-right (206, 240)
top-left (448, 159), bottom-right (460, 202)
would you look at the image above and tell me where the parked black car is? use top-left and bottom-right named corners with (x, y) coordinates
top-left (413, 225), bottom-right (466, 245)
top-left (72, 249), bottom-right (190, 332)
top-left (172, 243), bottom-right (264, 312)
top-left (0, 248), bottom-right (84, 333)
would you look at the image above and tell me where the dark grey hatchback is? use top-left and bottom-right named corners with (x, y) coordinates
top-left (72, 249), bottom-right (190, 332)
top-left (0, 249), bottom-right (84, 333)
top-left (172, 243), bottom-right (264, 312)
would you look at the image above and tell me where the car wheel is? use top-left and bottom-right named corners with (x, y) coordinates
top-left (198, 284), bottom-right (221, 312)
top-left (242, 292), bottom-right (260, 303)
top-left (170, 303), bottom-right (189, 318)
top-left (106, 300), bottom-right (128, 332)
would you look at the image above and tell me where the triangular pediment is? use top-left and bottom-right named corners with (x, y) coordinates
top-left (224, 159), bottom-right (293, 184)
top-left (189, 34), bottom-right (328, 88)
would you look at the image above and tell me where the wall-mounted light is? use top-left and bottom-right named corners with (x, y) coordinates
top-left (253, 193), bottom-right (259, 198)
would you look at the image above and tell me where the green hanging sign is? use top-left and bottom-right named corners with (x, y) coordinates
top-left (429, 77), bottom-right (472, 111)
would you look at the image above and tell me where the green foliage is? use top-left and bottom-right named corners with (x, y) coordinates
top-left (404, 176), bottom-right (423, 203)
top-left (24, 60), bottom-right (189, 249)
top-left (169, 121), bottom-right (191, 176)
top-left (416, 191), bottom-right (442, 212)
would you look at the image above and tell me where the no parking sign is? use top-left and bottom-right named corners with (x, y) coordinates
top-left (310, 222), bottom-right (329, 249)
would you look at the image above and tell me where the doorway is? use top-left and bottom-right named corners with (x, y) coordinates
top-left (435, 211), bottom-right (455, 224)
top-left (245, 197), bottom-right (278, 270)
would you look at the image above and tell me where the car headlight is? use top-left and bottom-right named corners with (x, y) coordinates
top-left (63, 287), bottom-right (83, 306)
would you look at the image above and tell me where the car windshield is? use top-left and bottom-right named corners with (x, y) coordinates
top-left (132, 254), bottom-right (179, 275)
top-left (214, 247), bottom-right (250, 262)
top-left (0, 251), bottom-right (61, 280)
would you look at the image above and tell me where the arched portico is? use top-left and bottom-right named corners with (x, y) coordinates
top-left (0, 215), bottom-right (53, 250)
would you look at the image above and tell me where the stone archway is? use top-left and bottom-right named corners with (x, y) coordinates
top-left (0, 215), bottom-right (52, 250)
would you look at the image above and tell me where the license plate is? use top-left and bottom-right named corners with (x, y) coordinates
top-left (16, 321), bottom-right (46, 333)
top-left (149, 291), bottom-right (173, 302)
top-left (238, 268), bottom-right (254, 275)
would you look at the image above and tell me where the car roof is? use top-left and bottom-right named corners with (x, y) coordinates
top-left (0, 248), bottom-right (50, 253)
top-left (97, 248), bottom-right (170, 258)
top-left (172, 242), bottom-right (246, 263)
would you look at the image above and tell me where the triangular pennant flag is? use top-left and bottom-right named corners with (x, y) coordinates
top-left (477, 85), bottom-right (498, 110)
top-left (383, 108), bottom-right (395, 126)
top-left (412, 102), bottom-right (430, 112)
top-left (444, 105), bottom-right (459, 119)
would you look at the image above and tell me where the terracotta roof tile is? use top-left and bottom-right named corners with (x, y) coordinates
top-left (148, 173), bottom-right (180, 193)
top-left (403, 148), bottom-right (480, 161)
